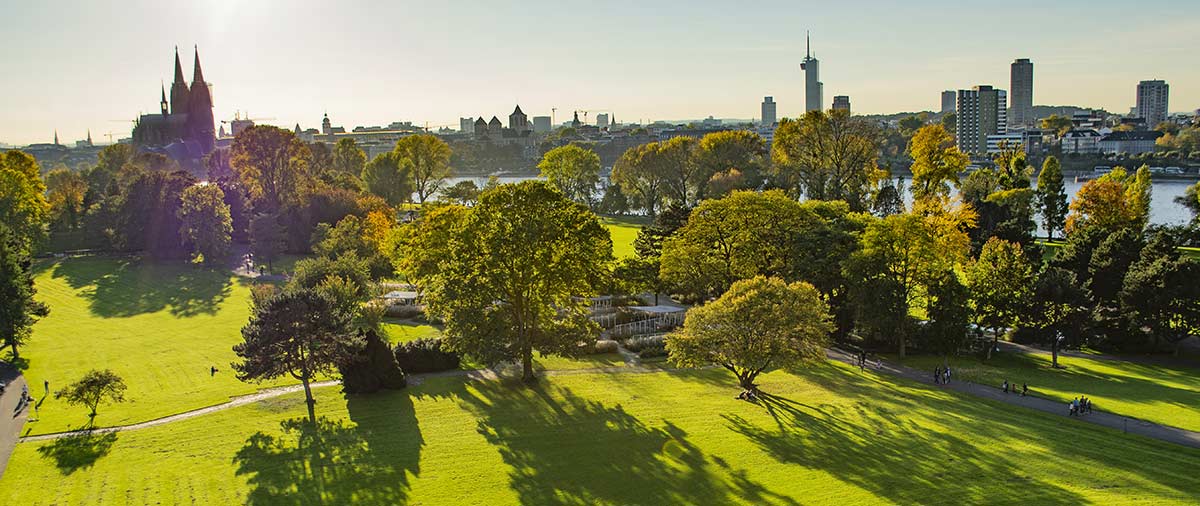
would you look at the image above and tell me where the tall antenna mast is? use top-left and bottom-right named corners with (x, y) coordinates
top-left (806, 30), bottom-right (811, 58)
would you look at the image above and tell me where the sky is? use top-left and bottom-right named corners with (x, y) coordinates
top-left (2, 0), bottom-right (1198, 146)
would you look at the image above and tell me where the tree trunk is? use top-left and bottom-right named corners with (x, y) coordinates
top-left (1051, 339), bottom-right (1060, 368)
top-left (898, 332), bottom-right (906, 358)
top-left (521, 340), bottom-right (534, 383)
top-left (302, 377), bottom-right (316, 424)
top-left (9, 343), bottom-right (18, 361)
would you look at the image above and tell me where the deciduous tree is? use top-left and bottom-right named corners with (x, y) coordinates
top-left (667, 276), bottom-right (832, 394)
top-left (423, 181), bottom-right (612, 382)
top-left (1065, 166), bottom-right (1151, 235)
top-left (538, 144), bottom-right (601, 207)
top-left (395, 134), bottom-right (453, 203)
top-left (231, 125), bottom-right (312, 212)
top-left (965, 237), bottom-right (1034, 359)
top-left (771, 110), bottom-right (883, 211)
top-left (332, 138), bottom-right (367, 176)
top-left (55, 369), bottom-right (126, 419)
top-left (909, 125), bottom-right (969, 202)
top-left (178, 184), bottom-right (233, 265)
top-left (0, 150), bottom-right (50, 248)
top-left (361, 152), bottom-right (413, 207)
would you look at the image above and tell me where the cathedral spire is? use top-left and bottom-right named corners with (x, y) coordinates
top-left (87, 129), bottom-right (93, 146)
top-left (192, 45), bottom-right (206, 84)
top-left (173, 46), bottom-right (186, 84)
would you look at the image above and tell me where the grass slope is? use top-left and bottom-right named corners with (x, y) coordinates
top-left (601, 216), bottom-right (649, 259)
top-left (2, 363), bottom-right (1197, 505)
top-left (901, 352), bottom-right (1200, 432)
top-left (14, 257), bottom-right (299, 436)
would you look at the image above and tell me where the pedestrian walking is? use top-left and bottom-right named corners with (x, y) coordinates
top-left (1022, 383), bottom-right (1028, 396)
top-left (934, 367), bottom-right (941, 384)
top-left (43, 379), bottom-right (48, 395)
top-left (1002, 380), bottom-right (1009, 393)
top-left (945, 366), bottom-right (951, 384)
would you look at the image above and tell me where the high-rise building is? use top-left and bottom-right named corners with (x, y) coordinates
top-left (1009, 58), bottom-right (1034, 128)
top-left (532, 116), bottom-right (552, 134)
top-left (761, 96), bottom-right (777, 126)
top-left (832, 95), bottom-right (850, 114)
top-left (460, 117), bottom-right (474, 133)
top-left (800, 32), bottom-right (823, 112)
top-left (956, 85), bottom-right (1007, 155)
top-left (1136, 80), bottom-right (1169, 127)
top-left (596, 113), bottom-right (610, 128)
top-left (941, 90), bottom-right (956, 114)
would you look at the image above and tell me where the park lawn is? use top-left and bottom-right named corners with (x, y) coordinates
top-left (380, 318), bottom-right (443, 344)
top-left (14, 257), bottom-right (308, 436)
top-left (601, 215), bottom-right (649, 259)
top-left (899, 352), bottom-right (1200, 432)
top-left (1037, 240), bottom-right (1200, 261)
top-left (2, 363), bottom-right (1197, 505)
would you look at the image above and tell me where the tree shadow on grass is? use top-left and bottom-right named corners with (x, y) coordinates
top-left (232, 391), bottom-right (421, 505)
top-left (50, 257), bottom-right (233, 318)
top-left (35, 431), bottom-right (118, 475)
top-left (455, 378), bottom-right (800, 506)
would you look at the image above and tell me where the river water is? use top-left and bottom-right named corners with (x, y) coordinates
top-left (439, 176), bottom-right (1196, 226)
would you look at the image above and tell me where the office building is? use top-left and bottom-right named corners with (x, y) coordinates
top-left (1098, 131), bottom-right (1164, 155)
top-left (800, 32), bottom-right (823, 112)
top-left (832, 95), bottom-right (850, 113)
top-left (941, 90), bottom-right (956, 114)
top-left (955, 85), bottom-right (1007, 155)
top-left (1009, 59), bottom-right (1033, 127)
top-left (532, 116), bottom-right (551, 134)
top-left (596, 113), bottom-right (610, 128)
top-left (761, 96), bottom-right (777, 126)
top-left (1136, 80), bottom-right (1169, 127)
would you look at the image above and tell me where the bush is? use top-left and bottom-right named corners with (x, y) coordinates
top-left (623, 334), bottom-right (666, 352)
top-left (339, 329), bottom-right (406, 393)
top-left (637, 343), bottom-right (668, 359)
top-left (393, 337), bottom-right (461, 374)
top-left (384, 304), bottom-right (422, 319)
top-left (593, 339), bottom-right (619, 354)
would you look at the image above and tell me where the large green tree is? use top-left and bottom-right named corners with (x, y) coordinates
top-left (923, 270), bottom-right (972, 361)
top-left (1036, 156), bottom-right (1069, 240)
top-left (234, 290), bottom-right (361, 423)
top-left (694, 130), bottom-right (766, 199)
top-left (1066, 166), bottom-right (1151, 235)
top-left (667, 276), bottom-right (833, 394)
top-left (1028, 267), bottom-right (1089, 368)
top-left (965, 237), bottom-right (1034, 359)
top-left (332, 138), bottom-right (367, 176)
top-left (771, 110), bottom-right (883, 211)
top-left (908, 124), bottom-right (969, 202)
top-left (849, 201), bottom-right (975, 356)
top-left (178, 184), bottom-right (233, 265)
top-left (422, 181), bottom-right (612, 382)
top-left (395, 134), bottom-right (453, 203)
top-left (361, 152), bottom-right (414, 207)
top-left (54, 369), bottom-right (126, 419)
top-left (0, 225), bottom-right (49, 360)
top-left (538, 144), bottom-right (601, 207)
top-left (231, 125), bottom-right (312, 212)
top-left (0, 150), bottom-right (50, 248)
top-left (1121, 255), bottom-right (1200, 355)
top-left (612, 143), bottom-right (666, 218)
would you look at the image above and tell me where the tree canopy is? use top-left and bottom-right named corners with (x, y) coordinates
top-left (0, 150), bottom-right (50, 248)
top-left (231, 125), bottom-right (313, 212)
top-left (178, 184), bottom-right (233, 265)
top-left (538, 144), bottom-right (601, 207)
top-left (771, 110), bottom-right (883, 211)
top-left (1036, 156), bottom-right (1068, 240)
top-left (421, 181), bottom-right (613, 382)
top-left (908, 125), bottom-right (969, 202)
top-left (1065, 166), bottom-right (1151, 235)
top-left (54, 369), bottom-right (127, 418)
top-left (0, 224), bottom-right (49, 360)
top-left (395, 134), bottom-right (453, 203)
top-left (667, 276), bottom-right (833, 393)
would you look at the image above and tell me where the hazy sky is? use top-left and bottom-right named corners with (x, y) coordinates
top-left (2, 0), bottom-right (1198, 145)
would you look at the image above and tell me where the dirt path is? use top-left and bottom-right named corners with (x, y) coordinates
top-left (827, 348), bottom-right (1200, 449)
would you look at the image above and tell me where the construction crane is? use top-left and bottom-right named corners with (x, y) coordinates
top-left (574, 109), bottom-right (610, 126)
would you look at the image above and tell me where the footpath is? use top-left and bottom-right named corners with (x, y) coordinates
top-left (0, 363), bottom-right (29, 479)
top-left (826, 348), bottom-right (1200, 449)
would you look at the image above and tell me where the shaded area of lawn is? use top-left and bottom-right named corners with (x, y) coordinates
top-left (3, 365), bottom-right (1198, 504)
top-left (899, 352), bottom-right (1200, 432)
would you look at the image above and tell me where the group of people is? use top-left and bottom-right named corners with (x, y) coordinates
top-left (1001, 379), bottom-right (1029, 396)
top-left (1069, 396), bottom-right (1093, 416)
top-left (932, 366), bottom-right (952, 384)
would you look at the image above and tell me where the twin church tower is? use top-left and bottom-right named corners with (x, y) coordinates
top-left (131, 46), bottom-right (215, 159)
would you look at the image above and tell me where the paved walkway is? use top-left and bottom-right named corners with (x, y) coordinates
top-left (996, 341), bottom-right (1199, 368)
top-left (0, 363), bottom-right (30, 480)
top-left (827, 348), bottom-right (1200, 449)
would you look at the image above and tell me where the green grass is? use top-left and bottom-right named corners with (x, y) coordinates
top-left (1036, 240), bottom-right (1200, 260)
top-left (600, 215), bottom-right (649, 259)
top-left (900, 352), bottom-right (1200, 432)
top-left (380, 318), bottom-right (443, 344)
top-left (13, 257), bottom-right (302, 436)
top-left (2, 363), bottom-right (1196, 504)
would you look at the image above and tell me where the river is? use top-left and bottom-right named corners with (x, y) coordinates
top-left (438, 176), bottom-right (1197, 226)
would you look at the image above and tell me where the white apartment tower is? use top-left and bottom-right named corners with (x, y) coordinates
top-left (956, 85), bottom-right (1007, 155)
top-left (761, 96), bottom-right (777, 126)
top-left (1136, 80), bottom-right (1169, 127)
top-left (1009, 59), bottom-right (1034, 127)
top-left (800, 32), bottom-right (823, 112)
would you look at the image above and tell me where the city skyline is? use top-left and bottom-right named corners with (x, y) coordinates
top-left (2, 0), bottom-right (1199, 145)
